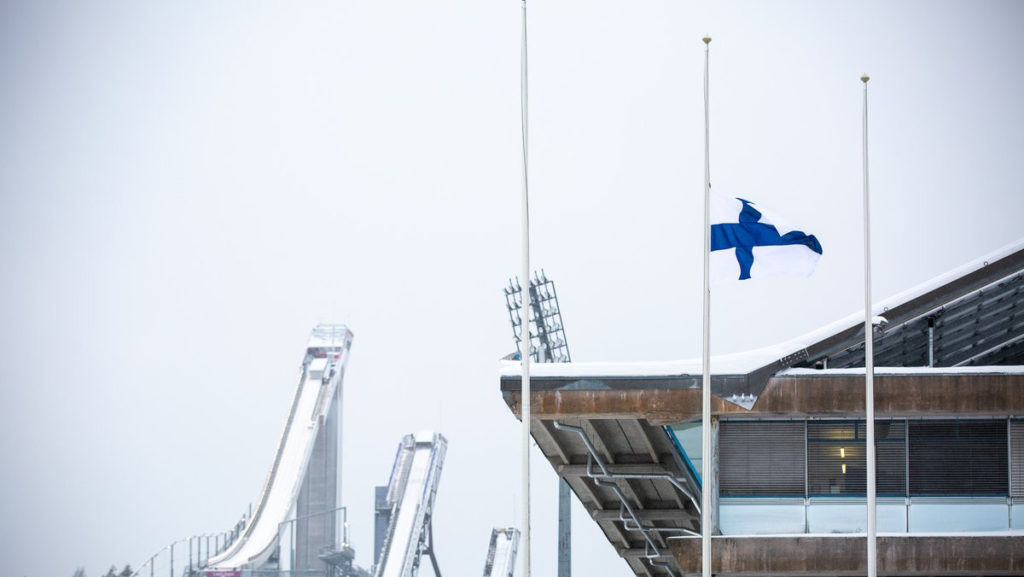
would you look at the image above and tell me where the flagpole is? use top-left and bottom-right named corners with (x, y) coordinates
top-left (861, 73), bottom-right (877, 577)
top-left (700, 35), bottom-right (713, 577)
top-left (519, 2), bottom-right (532, 577)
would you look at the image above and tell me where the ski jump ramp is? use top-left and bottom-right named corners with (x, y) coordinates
top-left (134, 326), bottom-right (509, 577)
top-left (205, 324), bottom-right (354, 573)
top-left (372, 432), bottom-right (447, 577)
top-left (481, 528), bottom-right (520, 577)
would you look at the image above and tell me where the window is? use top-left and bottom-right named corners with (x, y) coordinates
top-left (669, 422), bottom-right (703, 484)
top-left (716, 418), bottom-right (1012, 499)
top-left (908, 420), bottom-right (1008, 496)
top-left (875, 420), bottom-right (907, 495)
top-left (720, 421), bottom-right (804, 496)
top-left (807, 420), bottom-right (905, 496)
top-left (1012, 420), bottom-right (1024, 498)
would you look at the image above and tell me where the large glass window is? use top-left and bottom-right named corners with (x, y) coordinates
top-left (720, 421), bottom-right (804, 496)
top-left (715, 418), bottom-right (1012, 499)
top-left (669, 422), bottom-right (703, 485)
top-left (806, 420), bottom-right (905, 496)
top-left (808, 421), bottom-right (862, 495)
top-left (908, 420), bottom-right (1008, 496)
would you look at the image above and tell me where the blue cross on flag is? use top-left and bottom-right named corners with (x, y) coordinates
top-left (710, 194), bottom-right (823, 282)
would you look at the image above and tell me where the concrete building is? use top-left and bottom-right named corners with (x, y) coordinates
top-left (500, 241), bottom-right (1024, 576)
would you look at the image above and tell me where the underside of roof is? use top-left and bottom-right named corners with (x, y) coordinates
top-left (531, 418), bottom-right (699, 577)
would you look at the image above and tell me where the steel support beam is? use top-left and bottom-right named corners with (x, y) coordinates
top-left (593, 509), bottom-right (696, 523)
top-left (558, 479), bottom-right (571, 577)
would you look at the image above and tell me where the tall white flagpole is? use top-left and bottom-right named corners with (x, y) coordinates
top-left (701, 35), bottom-right (713, 577)
top-left (861, 73), bottom-right (877, 577)
top-left (519, 2), bottom-right (532, 576)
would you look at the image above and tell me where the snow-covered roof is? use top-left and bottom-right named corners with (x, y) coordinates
top-left (499, 238), bottom-right (1024, 381)
top-left (780, 366), bottom-right (1024, 377)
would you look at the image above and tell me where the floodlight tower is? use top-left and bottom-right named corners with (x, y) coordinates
top-left (503, 270), bottom-right (571, 363)
top-left (503, 270), bottom-right (572, 577)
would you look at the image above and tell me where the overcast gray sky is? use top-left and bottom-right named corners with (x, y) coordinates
top-left (2, 1), bottom-right (1023, 576)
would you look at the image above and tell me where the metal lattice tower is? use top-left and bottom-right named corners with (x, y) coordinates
top-left (503, 270), bottom-right (571, 363)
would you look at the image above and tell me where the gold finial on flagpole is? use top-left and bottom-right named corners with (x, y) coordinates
top-left (861, 74), bottom-right (870, 83)
top-left (703, 35), bottom-right (712, 44)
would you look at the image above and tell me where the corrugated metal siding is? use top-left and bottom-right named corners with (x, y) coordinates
top-left (1012, 420), bottom-right (1024, 498)
top-left (908, 420), bottom-right (1008, 496)
top-left (720, 421), bottom-right (804, 496)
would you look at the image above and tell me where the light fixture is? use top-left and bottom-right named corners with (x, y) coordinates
top-left (840, 447), bottom-right (846, 459)
top-left (842, 463), bottom-right (847, 475)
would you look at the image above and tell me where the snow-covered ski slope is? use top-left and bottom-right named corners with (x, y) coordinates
top-left (375, 432), bottom-right (447, 577)
top-left (206, 325), bottom-right (353, 571)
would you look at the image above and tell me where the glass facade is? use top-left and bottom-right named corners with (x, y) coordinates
top-left (702, 418), bottom-right (1023, 535)
top-left (717, 418), bottom-right (1009, 498)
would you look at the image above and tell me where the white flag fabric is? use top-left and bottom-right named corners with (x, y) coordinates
top-left (710, 194), bottom-right (822, 283)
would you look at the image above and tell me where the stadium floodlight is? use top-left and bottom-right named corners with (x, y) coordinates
top-left (503, 269), bottom-right (571, 364)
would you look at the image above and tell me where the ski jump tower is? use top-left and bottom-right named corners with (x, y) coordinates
top-left (203, 324), bottom-right (356, 576)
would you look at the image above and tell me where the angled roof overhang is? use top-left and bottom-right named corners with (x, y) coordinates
top-left (500, 238), bottom-right (1024, 412)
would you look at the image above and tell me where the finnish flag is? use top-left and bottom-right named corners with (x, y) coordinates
top-left (710, 194), bottom-right (822, 282)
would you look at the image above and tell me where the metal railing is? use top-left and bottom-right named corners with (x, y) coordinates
top-left (131, 523), bottom-right (244, 577)
top-left (131, 505), bottom-right (360, 577)
top-left (552, 421), bottom-right (702, 577)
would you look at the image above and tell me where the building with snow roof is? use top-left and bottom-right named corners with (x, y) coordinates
top-left (499, 240), bottom-right (1024, 577)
